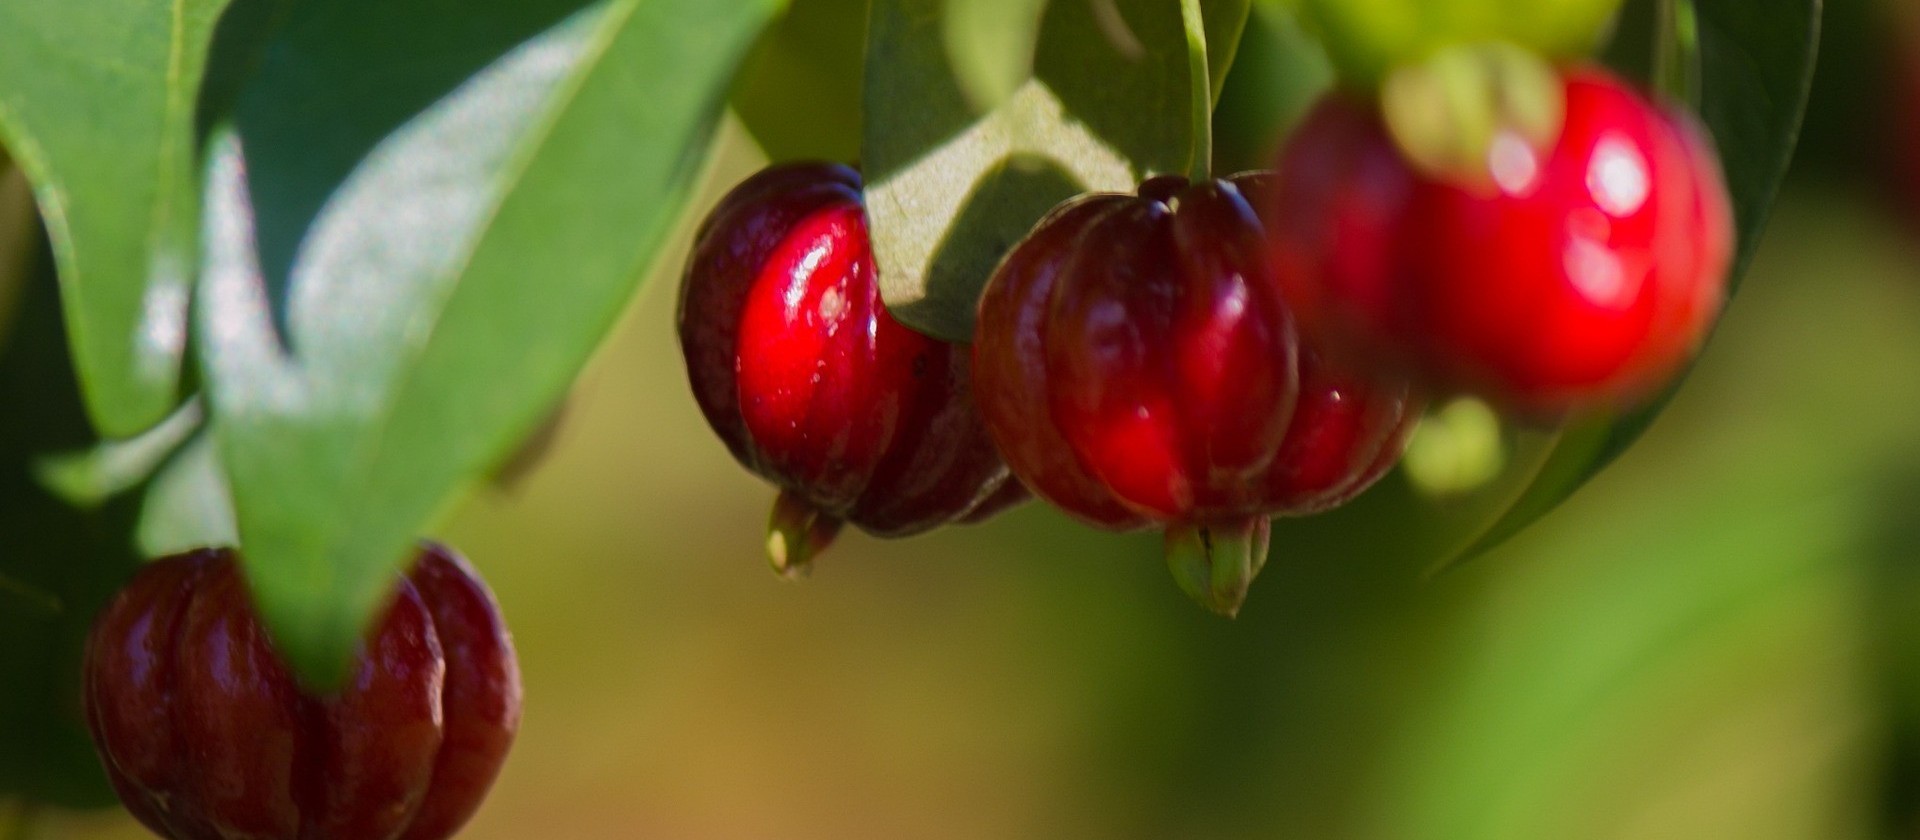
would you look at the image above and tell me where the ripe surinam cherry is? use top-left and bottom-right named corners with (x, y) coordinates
top-left (973, 173), bottom-right (1420, 615)
top-left (679, 162), bottom-right (1023, 576)
top-left (1270, 67), bottom-right (1735, 417)
top-left (84, 543), bottom-right (521, 840)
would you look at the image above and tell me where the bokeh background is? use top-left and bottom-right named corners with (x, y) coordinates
top-left (21, 0), bottom-right (1920, 837)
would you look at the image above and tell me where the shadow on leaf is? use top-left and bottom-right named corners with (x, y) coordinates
top-left (904, 153), bottom-right (1085, 338)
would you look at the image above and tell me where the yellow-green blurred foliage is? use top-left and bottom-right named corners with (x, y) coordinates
top-left (39, 46), bottom-right (1920, 840)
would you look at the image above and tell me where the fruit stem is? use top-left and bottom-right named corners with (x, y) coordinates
top-left (1164, 518), bottom-right (1272, 618)
top-left (766, 490), bottom-right (844, 580)
top-left (0, 572), bottom-right (61, 615)
top-left (1653, 0), bottom-right (1702, 107)
top-left (1179, 0), bottom-right (1214, 182)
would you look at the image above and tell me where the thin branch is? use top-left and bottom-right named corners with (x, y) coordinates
top-left (0, 573), bottom-right (63, 616)
top-left (1179, 0), bottom-right (1213, 182)
top-left (1653, 0), bottom-right (1702, 106)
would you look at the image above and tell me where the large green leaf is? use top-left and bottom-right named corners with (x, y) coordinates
top-left (1443, 0), bottom-right (1823, 565)
top-left (0, 0), bottom-right (237, 437)
top-left (730, 0), bottom-right (869, 162)
top-left (864, 0), bottom-right (1249, 342)
top-left (197, 0), bottom-right (781, 685)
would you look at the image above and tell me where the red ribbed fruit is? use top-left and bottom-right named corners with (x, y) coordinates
top-left (83, 543), bottom-right (520, 840)
top-left (973, 173), bottom-right (1420, 615)
top-left (1270, 67), bottom-right (1734, 417)
top-left (679, 162), bottom-right (1022, 576)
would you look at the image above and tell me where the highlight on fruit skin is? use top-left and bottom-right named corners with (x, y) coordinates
top-left (83, 542), bottom-right (521, 840)
top-left (678, 161), bottom-right (1025, 577)
top-left (972, 173), bottom-right (1421, 617)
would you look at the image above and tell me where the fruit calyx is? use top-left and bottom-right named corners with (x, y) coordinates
top-left (1380, 42), bottom-right (1567, 191)
top-left (1165, 518), bottom-right (1273, 618)
top-left (766, 490), bottom-right (845, 579)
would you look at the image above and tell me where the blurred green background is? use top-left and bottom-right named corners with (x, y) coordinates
top-left (23, 0), bottom-right (1920, 838)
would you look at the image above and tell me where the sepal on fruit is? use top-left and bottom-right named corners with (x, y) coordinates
top-left (1401, 398), bottom-right (1509, 498)
top-left (1381, 43), bottom-right (1566, 191)
top-left (766, 490), bottom-right (844, 580)
top-left (1164, 518), bottom-right (1272, 618)
top-left (1298, 0), bottom-right (1625, 88)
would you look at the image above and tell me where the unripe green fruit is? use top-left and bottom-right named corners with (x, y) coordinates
top-left (1298, 0), bottom-right (1625, 87)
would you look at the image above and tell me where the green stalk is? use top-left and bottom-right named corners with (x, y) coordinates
top-left (1179, 0), bottom-right (1213, 182)
top-left (1653, 0), bottom-right (1703, 106)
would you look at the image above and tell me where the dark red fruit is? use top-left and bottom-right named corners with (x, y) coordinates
top-left (679, 162), bottom-right (1022, 576)
top-left (83, 543), bottom-right (521, 840)
top-left (1270, 67), bottom-right (1734, 417)
top-left (973, 173), bottom-right (1420, 615)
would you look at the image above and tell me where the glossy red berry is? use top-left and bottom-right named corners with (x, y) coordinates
top-left (973, 173), bottom-right (1420, 614)
top-left (1270, 67), bottom-right (1735, 417)
top-left (679, 162), bottom-right (1022, 576)
top-left (83, 543), bottom-right (521, 840)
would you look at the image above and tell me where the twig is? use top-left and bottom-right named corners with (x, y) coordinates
top-left (1179, 0), bottom-right (1213, 182)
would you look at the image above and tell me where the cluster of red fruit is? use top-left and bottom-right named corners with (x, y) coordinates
top-left (680, 64), bottom-right (1732, 614)
top-left (72, 47), bottom-right (1732, 840)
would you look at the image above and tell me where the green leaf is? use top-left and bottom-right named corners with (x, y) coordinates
top-left (1213, 3), bottom-right (1334, 175)
top-left (1440, 0), bottom-right (1822, 567)
top-left (0, 245), bottom-right (139, 811)
top-left (865, 0), bottom-right (1246, 342)
top-left (944, 0), bottom-right (1050, 112)
top-left (33, 400), bottom-right (202, 510)
top-left (136, 428), bottom-right (238, 558)
top-left (730, 0), bottom-right (870, 162)
top-left (0, 0), bottom-right (237, 436)
top-left (1692, 0), bottom-right (1823, 282)
top-left (198, 0), bottom-right (780, 686)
